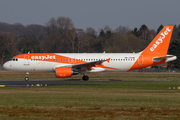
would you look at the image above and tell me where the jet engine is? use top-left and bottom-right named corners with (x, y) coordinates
top-left (55, 67), bottom-right (79, 78)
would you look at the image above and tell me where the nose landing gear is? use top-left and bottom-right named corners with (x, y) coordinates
top-left (25, 72), bottom-right (29, 81)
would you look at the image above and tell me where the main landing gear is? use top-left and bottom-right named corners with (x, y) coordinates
top-left (25, 72), bottom-right (29, 81)
top-left (82, 75), bottom-right (89, 81)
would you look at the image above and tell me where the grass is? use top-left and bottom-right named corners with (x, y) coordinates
top-left (0, 71), bottom-right (180, 119)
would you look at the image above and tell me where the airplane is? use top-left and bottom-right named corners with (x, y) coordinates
top-left (3, 26), bottom-right (177, 81)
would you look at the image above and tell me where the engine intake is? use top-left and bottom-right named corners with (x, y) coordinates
top-left (55, 67), bottom-right (79, 78)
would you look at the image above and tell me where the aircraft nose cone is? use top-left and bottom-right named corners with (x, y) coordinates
top-left (3, 62), bottom-right (9, 70)
top-left (3, 62), bottom-right (7, 69)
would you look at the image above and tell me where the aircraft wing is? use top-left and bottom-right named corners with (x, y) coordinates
top-left (72, 58), bottom-right (110, 67)
top-left (57, 58), bottom-right (110, 68)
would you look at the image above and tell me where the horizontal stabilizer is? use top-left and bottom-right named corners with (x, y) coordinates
top-left (153, 55), bottom-right (177, 62)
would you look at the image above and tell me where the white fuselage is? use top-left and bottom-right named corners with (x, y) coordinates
top-left (3, 53), bottom-right (141, 73)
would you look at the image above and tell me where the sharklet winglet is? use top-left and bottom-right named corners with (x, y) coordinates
top-left (106, 58), bottom-right (111, 63)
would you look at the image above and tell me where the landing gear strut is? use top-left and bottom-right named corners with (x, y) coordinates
top-left (82, 75), bottom-right (89, 81)
top-left (25, 72), bottom-right (29, 81)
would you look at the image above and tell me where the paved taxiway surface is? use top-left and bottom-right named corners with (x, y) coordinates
top-left (0, 80), bottom-right (161, 87)
top-left (0, 80), bottom-right (125, 87)
top-left (0, 80), bottom-right (97, 86)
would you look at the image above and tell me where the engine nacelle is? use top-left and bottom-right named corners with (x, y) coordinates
top-left (55, 67), bottom-right (79, 78)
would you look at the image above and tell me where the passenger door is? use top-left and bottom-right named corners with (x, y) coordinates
top-left (24, 55), bottom-right (29, 66)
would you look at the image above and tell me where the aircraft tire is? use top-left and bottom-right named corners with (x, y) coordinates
top-left (25, 77), bottom-right (29, 81)
top-left (82, 75), bottom-right (89, 81)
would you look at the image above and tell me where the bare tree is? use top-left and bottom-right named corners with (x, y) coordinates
top-left (0, 32), bottom-right (17, 65)
top-left (65, 28), bottom-right (77, 52)
top-left (115, 26), bottom-right (130, 34)
top-left (76, 29), bottom-right (89, 53)
top-left (86, 27), bottom-right (97, 38)
top-left (139, 24), bottom-right (148, 40)
top-left (45, 17), bottom-right (77, 53)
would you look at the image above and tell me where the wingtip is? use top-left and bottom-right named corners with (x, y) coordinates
top-left (106, 58), bottom-right (111, 63)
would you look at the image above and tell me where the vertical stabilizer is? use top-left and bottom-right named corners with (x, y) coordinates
top-left (142, 26), bottom-right (173, 55)
top-left (129, 26), bottom-right (174, 71)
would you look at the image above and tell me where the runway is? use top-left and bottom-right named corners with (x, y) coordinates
top-left (0, 80), bottom-right (162, 87)
top-left (0, 80), bottom-right (102, 87)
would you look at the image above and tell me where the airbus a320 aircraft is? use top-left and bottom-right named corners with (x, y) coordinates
top-left (3, 26), bottom-right (177, 81)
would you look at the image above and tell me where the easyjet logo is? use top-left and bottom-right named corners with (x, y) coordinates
top-left (31, 55), bottom-right (56, 59)
top-left (150, 27), bottom-right (171, 52)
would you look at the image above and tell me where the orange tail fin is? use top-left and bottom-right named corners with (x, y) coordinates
top-left (142, 26), bottom-right (174, 55)
top-left (129, 26), bottom-right (174, 71)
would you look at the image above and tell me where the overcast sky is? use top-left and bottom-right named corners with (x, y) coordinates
top-left (0, 0), bottom-right (179, 31)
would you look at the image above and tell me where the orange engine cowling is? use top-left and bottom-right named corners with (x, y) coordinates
top-left (55, 67), bottom-right (79, 78)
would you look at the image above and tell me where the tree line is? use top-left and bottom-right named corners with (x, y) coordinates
top-left (0, 17), bottom-right (180, 68)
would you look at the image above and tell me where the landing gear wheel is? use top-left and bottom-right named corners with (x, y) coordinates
top-left (25, 77), bottom-right (29, 81)
top-left (25, 72), bottom-right (29, 81)
top-left (82, 75), bottom-right (89, 81)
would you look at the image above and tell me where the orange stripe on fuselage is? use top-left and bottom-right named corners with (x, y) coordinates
top-left (13, 53), bottom-right (86, 64)
top-left (13, 53), bottom-right (119, 70)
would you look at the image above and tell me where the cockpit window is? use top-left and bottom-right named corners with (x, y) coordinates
top-left (10, 58), bottom-right (18, 61)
